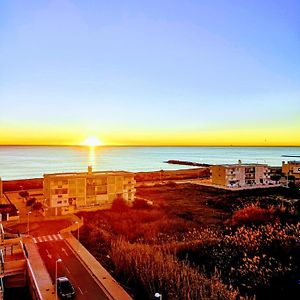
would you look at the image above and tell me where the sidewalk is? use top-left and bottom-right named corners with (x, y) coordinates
top-left (22, 236), bottom-right (55, 300)
top-left (62, 232), bottom-right (132, 300)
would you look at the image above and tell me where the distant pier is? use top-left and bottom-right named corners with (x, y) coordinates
top-left (165, 160), bottom-right (212, 167)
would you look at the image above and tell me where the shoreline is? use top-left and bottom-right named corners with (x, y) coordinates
top-left (2, 168), bottom-right (211, 192)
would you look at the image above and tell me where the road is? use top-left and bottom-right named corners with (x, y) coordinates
top-left (9, 221), bottom-right (111, 300)
top-left (36, 237), bottom-right (109, 300)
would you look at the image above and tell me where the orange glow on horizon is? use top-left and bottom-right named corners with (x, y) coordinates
top-left (0, 125), bottom-right (299, 146)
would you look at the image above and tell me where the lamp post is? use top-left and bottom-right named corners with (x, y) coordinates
top-left (155, 292), bottom-right (162, 300)
top-left (75, 221), bottom-right (80, 252)
top-left (55, 258), bottom-right (62, 300)
top-left (27, 211), bottom-right (32, 235)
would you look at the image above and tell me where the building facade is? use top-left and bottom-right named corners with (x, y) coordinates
top-left (282, 161), bottom-right (300, 180)
top-left (211, 162), bottom-right (270, 188)
top-left (43, 167), bottom-right (136, 215)
top-left (0, 178), bottom-right (2, 203)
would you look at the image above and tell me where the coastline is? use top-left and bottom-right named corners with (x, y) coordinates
top-left (2, 168), bottom-right (210, 192)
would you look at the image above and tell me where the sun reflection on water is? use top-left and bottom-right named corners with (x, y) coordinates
top-left (88, 146), bottom-right (96, 167)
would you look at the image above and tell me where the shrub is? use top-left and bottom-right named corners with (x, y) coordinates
top-left (208, 223), bottom-right (300, 297)
top-left (19, 191), bottom-right (29, 198)
top-left (110, 239), bottom-right (239, 300)
top-left (166, 181), bottom-right (177, 188)
top-left (32, 202), bottom-right (42, 210)
top-left (227, 205), bottom-right (276, 227)
top-left (132, 199), bottom-right (151, 209)
top-left (111, 196), bottom-right (129, 212)
top-left (26, 197), bottom-right (36, 206)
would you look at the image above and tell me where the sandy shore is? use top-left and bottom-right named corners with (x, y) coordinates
top-left (2, 168), bottom-right (210, 192)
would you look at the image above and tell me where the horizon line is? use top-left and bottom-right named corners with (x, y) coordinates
top-left (0, 144), bottom-right (299, 147)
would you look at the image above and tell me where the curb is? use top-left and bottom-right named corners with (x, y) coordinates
top-left (63, 233), bottom-right (132, 300)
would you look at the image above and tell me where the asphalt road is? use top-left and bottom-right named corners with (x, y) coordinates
top-left (8, 221), bottom-right (111, 300)
top-left (37, 238), bottom-right (109, 300)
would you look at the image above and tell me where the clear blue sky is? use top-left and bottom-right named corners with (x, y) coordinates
top-left (0, 0), bottom-right (299, 145)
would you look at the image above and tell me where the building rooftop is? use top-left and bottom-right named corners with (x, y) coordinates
top-left (44, 170), bottom-right (134, 178)
top-left (214, 163), bottom-right (268, 168)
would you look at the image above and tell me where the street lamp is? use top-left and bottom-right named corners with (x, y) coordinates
top-left (55, 258), bottom-right (62, 300)
top-left (155, 292), bottom-right (162, 300)
top-left (27, 211), bottom-right (32, 235)
top-left (75, 221), bottom-right (80, 252)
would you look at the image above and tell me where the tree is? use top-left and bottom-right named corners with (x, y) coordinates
top-left (32, 202), bottom-right (42, 211)
top-left (19, 191), bottom-right (29, 198)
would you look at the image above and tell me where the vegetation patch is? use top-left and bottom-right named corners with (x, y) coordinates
top-left (76, 184), bottom-right (300, 299)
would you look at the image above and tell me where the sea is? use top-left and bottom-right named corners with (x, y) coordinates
top-left (0, 146), bottom-right (299, 180)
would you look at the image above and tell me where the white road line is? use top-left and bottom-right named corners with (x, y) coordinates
top-left (42, 236), bottom-right (48, 242)
top-left (65, 266), bottom-right (71, 274)
top-left (32, 237), bottom-right (37, 243)
top-left (37, 237), bottom-right (43, 243)
top-left (78, 286), bottom-right (84, 295)
top-left (58, 234), bottom-right (63, 240)
top-left (48, 235), bottom-right (53, 241)
top-left (52, 235), bottom-right (58, 241)
top-left (62, 248), bottom-right (69, 257)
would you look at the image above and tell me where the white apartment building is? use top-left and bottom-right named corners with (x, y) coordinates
top-left (43, 166), bottom-right (136, 215)
top-left (211, 161), bottom-right (270, 188)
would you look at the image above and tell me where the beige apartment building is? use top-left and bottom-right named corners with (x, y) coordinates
top-left (282, 161), bottom-right (300, 180)
top-left (211, 161), bottom-right (270, 188)
top-left (43, 166), bottom-right (136, 215)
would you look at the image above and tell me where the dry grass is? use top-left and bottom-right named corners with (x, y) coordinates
top-left (77, 184), bottom-right (300, 299)
top-left (110, 239), bottom-right (239, 300)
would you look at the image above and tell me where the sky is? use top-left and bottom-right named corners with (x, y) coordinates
top-left (0, 0), bottom-right (299, 146)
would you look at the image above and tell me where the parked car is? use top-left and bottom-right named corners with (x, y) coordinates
top-left (57, 276), bottom-right (76, 299)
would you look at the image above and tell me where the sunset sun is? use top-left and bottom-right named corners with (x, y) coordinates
top-left (82, 136), bottom-right (102, 146)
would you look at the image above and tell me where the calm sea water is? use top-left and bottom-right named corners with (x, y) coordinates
top-left (0, 146), bottom-right (299, 180)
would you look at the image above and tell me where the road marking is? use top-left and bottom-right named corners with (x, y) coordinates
top-left (78, 286), bottom-right (84, 295)
top-left (45, 249), bottom-right (52, 259)
top-left (65, 266), bottom-right (71, 274)
top-left (62, 248), bottom-right (69, 256)
top-left (33, 234), bottom-right (64, 243)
